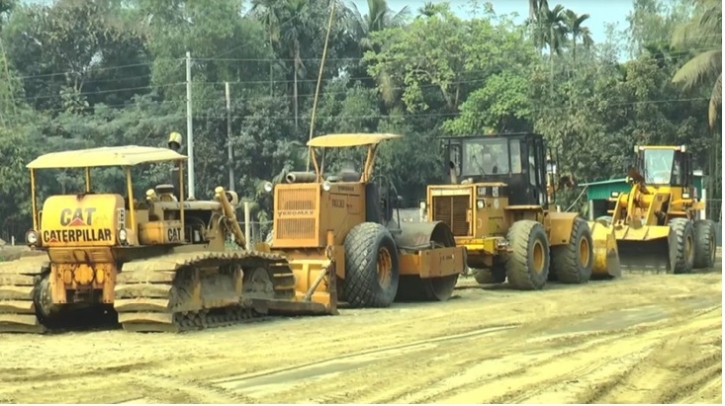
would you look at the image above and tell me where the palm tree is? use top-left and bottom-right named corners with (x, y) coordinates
top-left (671, 0), bottom-right (722, 130)
top-left (563, 9), bottom-right (593, 61)
top-left (251, 0), bottom-right (312, 131)
top-left (349, 0), bottom-right (409, 52)
top-left (527, 3), bottom-right (568, 56)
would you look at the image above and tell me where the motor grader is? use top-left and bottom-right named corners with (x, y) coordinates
top-left (0, 144), bottom-right (335, 334)
top-left (596, 144), bottom-right (717, 273)
top-left (424, 133), bottom-right (620, 290)
top-left (261, 133), bottom-right (466, 308)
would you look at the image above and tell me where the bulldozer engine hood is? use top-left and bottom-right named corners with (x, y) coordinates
top-left (40, 194), bottom-right (124, 247)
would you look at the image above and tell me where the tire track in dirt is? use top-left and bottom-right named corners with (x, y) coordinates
top-left (0, 273), bottom-right (720, 403)
top-left (203, 299), bottom-right (720, 404)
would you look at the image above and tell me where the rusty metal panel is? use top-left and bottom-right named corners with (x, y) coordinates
top-left (274, 185), bottom-right (320, 247)
top-left (431, 194), bottom-right (470, 236)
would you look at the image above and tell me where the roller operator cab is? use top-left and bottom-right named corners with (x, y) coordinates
top-left (263, 133), bottom-right (467, 308)
top-left (0, 145), bottom-right (333, 334)
top-left (599, 145), bottom-right (717, 274)
top-left (425, 133), bottom-right (621, 291)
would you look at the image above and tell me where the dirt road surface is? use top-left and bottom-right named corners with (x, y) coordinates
top-left (0, 269), bottom-right (721, 404)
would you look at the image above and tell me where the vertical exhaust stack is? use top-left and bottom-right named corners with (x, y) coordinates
top-left (449, 161), bottom-right (458, 184)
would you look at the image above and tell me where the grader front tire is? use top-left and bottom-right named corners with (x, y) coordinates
top-left (693, 219), bottom-right (717, 269)
top-left (343, 222), bottom-right (400, 308)
top-left (505, 220), bottom-right (550, 290)
top-left (551, 218), bottom-right (593, 284)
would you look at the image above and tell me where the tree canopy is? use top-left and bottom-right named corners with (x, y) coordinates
top-left (0, 0), bottom-right (720, 240)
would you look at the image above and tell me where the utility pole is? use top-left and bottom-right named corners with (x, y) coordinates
top-left (225, 82), bottom-right (234, 192)
top-left (186, 51), bottom-right (196, 199)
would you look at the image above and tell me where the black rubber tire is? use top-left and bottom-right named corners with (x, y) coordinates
top-left (504, 220), bottom-right (550, 290)
top-left (343, 222), bottom-right (400, 308)
top-left (550, 218), bottom-right (594, 284)
top-left (668, 218), bottom-right (695, 274)
top-left (693, 219), bottom-right (717, 269)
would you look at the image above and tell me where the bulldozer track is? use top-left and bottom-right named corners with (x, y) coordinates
top-left (0, 250), bottom-right (310, 334)
top-left (0, 256), bottom-right (49, 334)
top-left (114, 251), bottom-right (297, 333)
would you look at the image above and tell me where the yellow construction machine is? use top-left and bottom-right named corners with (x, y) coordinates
top-left (425, 133), bottom-right (620, 289)
top-left (261, 133), bottom-right (466, 307)
top-left (0, 142), bottom-right (335, 333)
top-left (596, 145), bottom-right (717, 273)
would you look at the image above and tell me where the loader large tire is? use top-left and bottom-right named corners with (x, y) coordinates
top-left (693, 219), bottom-right (717, 269)
top-left (668, 218), bottom-right (695, 274)
top-left (550, 218), bottom-right (593, 284)
top-left (343, 222), bottom-right (400, 308)
top-left (505, 220), bottom-right (550, 290)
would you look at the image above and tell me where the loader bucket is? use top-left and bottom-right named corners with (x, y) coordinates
top-left (613, 225), bottom-right (671, 273)
top-left (587, 220), bottom-right (621, 279)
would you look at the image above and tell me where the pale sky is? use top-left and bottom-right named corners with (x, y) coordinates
top-left (353, 0), bottom-right (634, 44)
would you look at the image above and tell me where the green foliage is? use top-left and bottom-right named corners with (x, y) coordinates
top-left (0, 0), bottom-right (720, 241)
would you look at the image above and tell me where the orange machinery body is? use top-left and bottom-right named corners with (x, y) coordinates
top-left (37, 193), bottom-right (212, 307)
top-left (426, 182), bottom-right (578, 269)
top-left (271, 181), bottom-right (466, 302)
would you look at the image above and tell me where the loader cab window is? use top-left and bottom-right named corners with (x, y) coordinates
top-left (461, 138), bottom-right (510, 176)
top-left (642, 149), bottom-right (675, 185)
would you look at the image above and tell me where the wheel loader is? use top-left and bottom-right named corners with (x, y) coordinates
top-left (260, 133), bottom-right (466, 308)
top-left (424, 133), bottom-right (621, 290)
top-left (0, 143), bottom-right (335, 334)
top-left (596, 144), bottom-right (717, 274)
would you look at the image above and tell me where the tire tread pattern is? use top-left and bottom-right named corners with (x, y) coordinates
top-left (505, 220), bottom-right (549, 290)
top-left (343, 222), bottom-right (400, 308)
top-left (693, 219), bottom-right (717, 269)
top-left (551, 218), bottom-right (593, 284)
top-left (668, 218), bottom-right (695, 274)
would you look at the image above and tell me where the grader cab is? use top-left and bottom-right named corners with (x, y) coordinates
top-left (597, 145), bottom-right (717, 273)
top-left (0, 145), bottom-right (334, 334)
top-left (263, 133), bottom-right (466, 308)
top-left (425, 133), bottom-right (620, 290)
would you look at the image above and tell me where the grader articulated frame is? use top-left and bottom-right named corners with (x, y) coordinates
top-left (425, 133), bottom-right (620, 290)
top-left (597, 145), bottom-right (717, 274)
top-left (0, 143), bottom-right (335, 334)
top-left (262, 133), bottom-right (466, 308)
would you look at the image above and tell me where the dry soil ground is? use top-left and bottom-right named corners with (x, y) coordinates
top-left (0, 265), bottom-right (721, 404)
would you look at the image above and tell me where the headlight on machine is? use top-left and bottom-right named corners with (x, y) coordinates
top-left (263, 181), bottom-right (273, 193)
top-left (117, 228), bottom-right (128, 245)
top-left (477, 200), bottom-right (485, 209)
top-left (682, 192), bottom-right (690, 199)
top-left (610, 191), bottom-right (620, 198)
top-left (26, 230), bottom-right (38, 246)
top-left (322, 180), bottom-right (332, 192)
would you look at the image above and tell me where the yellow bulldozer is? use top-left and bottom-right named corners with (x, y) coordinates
top-left (424, 133), bottom-right (620, 289)
top-left (0, 142), bottom-right (335, 334)
top-left (596, 144), bottom-right (717, 273)
top-left (261, 133), bottom-right (466, 307)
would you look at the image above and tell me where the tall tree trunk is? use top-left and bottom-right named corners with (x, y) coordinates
top-left (549, 26), bottom-right (555, 97)
top-left (293, 41), bottom-right (300, 131)
top-left (572, 38), bottom-right (577, 62)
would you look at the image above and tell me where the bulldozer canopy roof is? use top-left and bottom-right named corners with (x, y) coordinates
top-left (26, 146), bottom-right (187, 169)
top-left (307, 133), bottom-right (402, 148)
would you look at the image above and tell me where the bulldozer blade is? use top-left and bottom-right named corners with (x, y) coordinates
top-left (616, 238), bottom-right (670, 274)
top-left (587, 220), bottom-right (622, 279)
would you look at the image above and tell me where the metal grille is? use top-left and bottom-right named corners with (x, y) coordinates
top-left (276, 187), bottom-right (317, 240)
top-left (432, 195), bottom-right (470, 236)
